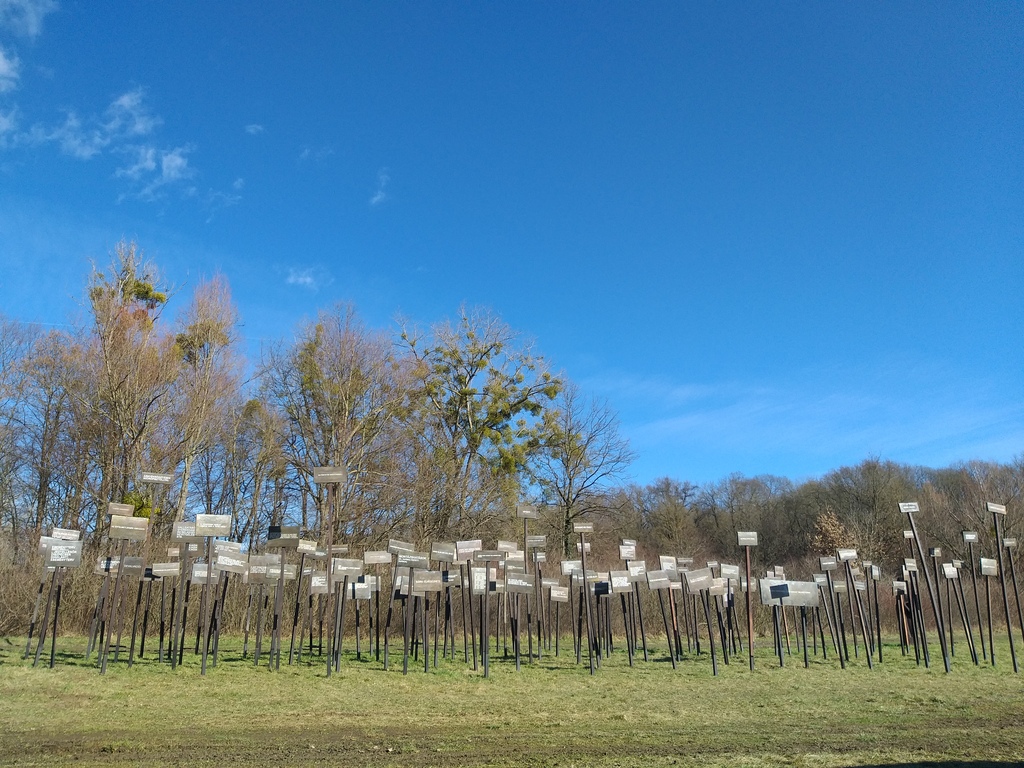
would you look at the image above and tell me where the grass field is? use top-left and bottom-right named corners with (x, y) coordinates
top-left (2, 633), bottom-right (1023, 767)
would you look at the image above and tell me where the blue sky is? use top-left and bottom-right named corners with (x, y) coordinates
top-left (1, 2), bottom-right (1021, 486)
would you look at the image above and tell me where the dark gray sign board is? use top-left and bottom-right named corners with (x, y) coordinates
top-left (108, 502), bottom-right (135, 517)
top-left (364, 550), bottom-right (392, 565)
top-left (396, 552), bottom-right (429, 570)
top-left (109, 515), bottom-right (149, 542)
top-left (45, 541), bottom-right (82, 568)
top-left (312, 466), bottom-right (347, 484)
top-left (388, 539), bottom-right (416, 556)
top-left (430, 542), bottom-right (456, 563)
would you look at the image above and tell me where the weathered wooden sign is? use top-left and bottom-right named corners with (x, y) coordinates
top-left (470, 567), bottom-right (487, 595)
top-left (550, 586), bottom-right (570, 603)
top-left (296, 538), bottom-right (318, 554)
top-left (51, 527), bottom-right (80, 542)
top-left (396, 552), bottom-right (429, 570)
top-left (430, 542), bottom-right (456, 563)
top-left (720, 564), bottom-right (740, 580)
top-left (573, 522), bottom-right (594, 533)
top-left (987, 501), bottom-right (1007, 515)
top-left (646, 570), bottom-right (671, 590)
top-left (310, 571), bottom-right (328, 595)
top-left (619, 544), bottom-right (636, 560)
top-left (980, 558), bottom-right (998, 577)
top-left (215, 552), bottom-right (248, 574)
top-left (332, 558), bottom-right (364, 578)
top-left (109, 515), bottom-right (149, 542)
top-left (517, 505), bottom-right (539, 519)
top-left (108, 502), bottom-right (135, 517)
top-left (526, 535), bottom-right (547, 548)
top-left (473, 550), bottom-right (505, 562)
top-left (610, 571), bottom-right (631, 593)
top-left (963, 531), bottom-right (979, 543)
top-left (266, 525), bottom-right (300, 549)
top-left (506, 572), bottom-right (534, 594)
top-left (683, 567), bottom-right (713, 593)
top-left (195, 514), bottom-right (231, 538)
top-left (837, 548), bottom-right (858, 562)
top-left (561, 559), bottom-right (582, 575)
top-left (151, 562), bottom-right (180, 578)
top-left (737, 531), bottom-right (759, 547)
top-left (819, 556), bottom-right (838, 571)
top-left (899, 502), bottom-right (921, 514)
top-left (388, 539), bottom-right (416, 556)
top-left (140, 471), bottom-right (173, 484)
top-left (411, 569), bottom-right (443, 593)
top-left (171, 521), bottom-right (202, 543)
top-left (627, 561), bottom-right (647, 582)
top-left (45, 541), bottom-right (82, 568)
top-left (363, 550), bottom-right (391, 565)
top-left (312, 466), bottom-right (347, 484)
top-left (455, 539), bottom-right (482, 561)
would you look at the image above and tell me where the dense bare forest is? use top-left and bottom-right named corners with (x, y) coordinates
top-left (1, 242), bottom-right (1021, 632)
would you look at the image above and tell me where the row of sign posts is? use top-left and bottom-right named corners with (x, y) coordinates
top-left (24, 492), bottom-right (1024, 679)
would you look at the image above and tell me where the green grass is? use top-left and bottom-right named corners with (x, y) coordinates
top-left (2, 633), bottom-right (1023, 767)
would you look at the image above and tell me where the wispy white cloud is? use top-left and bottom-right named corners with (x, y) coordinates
top-left (297, 144), bottom-right (334, 163)
top-left (0, 0), bottom-right (58, 38)
top-left (611, 363), bottom-right (1024, 483)
top-left (0, 46), bottom-right (20, 92)
top-left (232, 177), bottom-right (244, 190)
top-left (370, 168), bottom-right (390, 206)
top-left (0, 107), bottom-right (15, 137)
top-left (133, 144), bottom-right (193, 200)
top-left (244, 123), bottom-right (263, 135)
top-left (115, 145), bottom-right (156, 179)
top-left (202, 187), bottom-right (242, 223)
top-left (22, 88), bottom-right (160, 159)
top-left (286, 268), bottom-right (317, 289)
top-left (104, 88), bottom-right (162, 137)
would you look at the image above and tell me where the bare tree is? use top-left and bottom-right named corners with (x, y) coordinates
top-left (532, 381), bottom-right (635, 555)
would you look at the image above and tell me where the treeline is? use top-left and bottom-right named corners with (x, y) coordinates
top-left (0, 241), bottom-right (1021, 585)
